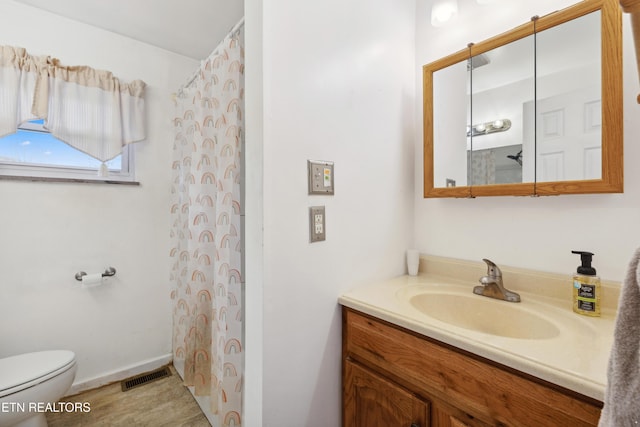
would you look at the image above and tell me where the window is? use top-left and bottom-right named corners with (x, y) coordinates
top-left (0, 120), bottom-right (135, 183)
top-left (1, 45), bottom-right (145, 184)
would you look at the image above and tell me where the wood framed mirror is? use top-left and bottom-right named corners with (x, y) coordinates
top-left (423, 0), bottom-right (622, 198)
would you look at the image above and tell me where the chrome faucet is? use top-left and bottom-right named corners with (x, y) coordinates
top-left (473, 259), bottom-right (521, 303)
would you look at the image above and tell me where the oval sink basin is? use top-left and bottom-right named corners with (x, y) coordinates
top-left (410, 292), bottom-right (560, 339)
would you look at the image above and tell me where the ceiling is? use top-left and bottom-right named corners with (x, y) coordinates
top-left (13, 0), bottom-right (244, 60)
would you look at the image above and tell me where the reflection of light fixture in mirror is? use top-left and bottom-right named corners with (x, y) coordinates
top-left (467, 53), bottom-right (490, 71)
top-left (467, 119), bottom-right (511, 137)
top-left (431, 0), bottom-right (458, 27)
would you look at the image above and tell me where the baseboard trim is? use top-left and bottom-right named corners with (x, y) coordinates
top-left (66, 353), bottom-right (173, 396)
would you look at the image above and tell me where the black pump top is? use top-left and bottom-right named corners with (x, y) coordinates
top-left (571, 250), bottom-right (597, 276)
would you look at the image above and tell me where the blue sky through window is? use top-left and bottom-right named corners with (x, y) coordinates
top-left (0, 120), bottom-right (122, 170)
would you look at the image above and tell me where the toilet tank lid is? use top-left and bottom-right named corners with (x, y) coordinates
top-left (0, 350), bottom-right (76, 392)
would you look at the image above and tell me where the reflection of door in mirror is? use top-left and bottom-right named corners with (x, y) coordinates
top-left (534, 11), bottom-right (601, 183)
top-left (524, 86), bottom-right (601, 182)
top-left (469, 35), bottom-right (535, 186)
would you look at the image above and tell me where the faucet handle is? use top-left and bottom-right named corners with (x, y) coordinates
top-left (482, 258), bottom-right (502, 277)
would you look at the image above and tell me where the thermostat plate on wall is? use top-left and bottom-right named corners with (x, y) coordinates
top-left (307, 160), bottom-right (334, 195)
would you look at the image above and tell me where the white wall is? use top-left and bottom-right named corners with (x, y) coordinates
top-left (0, 2), bottom-right (197, 388)
top-left (415, 0), bottom-right (640, 282)
top-left (243, 0), bottom-right (264, 425)
top-left (253, 0), bottom-right (415, 424)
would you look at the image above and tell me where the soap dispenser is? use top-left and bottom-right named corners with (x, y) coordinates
top-left (571, 250), bottom-right (601, 317)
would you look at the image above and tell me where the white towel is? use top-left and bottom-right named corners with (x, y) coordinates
top-left (599, 248), bottom-right (640, 426)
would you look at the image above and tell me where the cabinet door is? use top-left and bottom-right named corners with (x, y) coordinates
top-left (344, 359), bottom-right (429, 427)
top-left (432, 404), bottom-right (492, 427)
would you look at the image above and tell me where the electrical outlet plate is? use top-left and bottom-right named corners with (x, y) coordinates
top-left (309, 206), bottom-right (326, 242)
top-left (308, 160), bottom-right (334, 195)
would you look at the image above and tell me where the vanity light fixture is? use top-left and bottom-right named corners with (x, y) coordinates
top-left (466, 119), bottom-right (511, 137)
top-left (431, 0), bottom-right (458, 27)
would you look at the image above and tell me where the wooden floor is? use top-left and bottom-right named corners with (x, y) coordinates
top-left (46, 366), bottom-right (210, 427)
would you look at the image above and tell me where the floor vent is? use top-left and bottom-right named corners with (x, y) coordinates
top-left (121, 366), bottom-right (172, 392)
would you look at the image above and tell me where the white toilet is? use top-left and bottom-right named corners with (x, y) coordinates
top-left (0, 351), bottom-right (77, 427)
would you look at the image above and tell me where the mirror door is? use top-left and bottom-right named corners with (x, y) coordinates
top-left (534, 10), bottom-right (602, 183)
top-left (469, 35), bottom-right (535, 188)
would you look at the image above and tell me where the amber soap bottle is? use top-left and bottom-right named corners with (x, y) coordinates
top-left (571, 250), bottom-right (601, 317)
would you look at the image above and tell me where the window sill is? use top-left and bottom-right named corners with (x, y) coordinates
top-left (0, 175), bottom-right (140, 185)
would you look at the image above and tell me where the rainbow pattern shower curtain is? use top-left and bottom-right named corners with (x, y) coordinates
top-left (170, 27), bottom-right (244, 426)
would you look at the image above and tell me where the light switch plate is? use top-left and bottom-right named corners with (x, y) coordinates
top-left (308, 160), bottom-right (334, 195)
top-left (309, 206), bottom-right (326, 242)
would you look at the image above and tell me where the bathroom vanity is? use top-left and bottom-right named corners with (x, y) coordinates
top-left (339, 256), bottom-right (618, 427)
top-left (343, 308), bottom-right (601, 426)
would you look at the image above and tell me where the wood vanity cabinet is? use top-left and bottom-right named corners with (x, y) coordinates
top-left (342, 308), bottom-right (603, 427)
top-left (344, 360), bottom-right (429, 427)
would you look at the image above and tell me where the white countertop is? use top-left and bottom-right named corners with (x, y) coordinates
top-left (339, 272), bottom-right (616, 401)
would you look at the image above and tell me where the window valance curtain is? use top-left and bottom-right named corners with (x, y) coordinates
top-left (0, 45), bottom-right (146, 162)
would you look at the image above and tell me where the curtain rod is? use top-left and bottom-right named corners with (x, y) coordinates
top-left (179, 16), bottom-right (245, 92)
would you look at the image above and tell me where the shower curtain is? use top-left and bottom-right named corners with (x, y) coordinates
top-left (170, 24), bottom-right (244, 426)
top-left (469, 150), bottom-right (496, 185)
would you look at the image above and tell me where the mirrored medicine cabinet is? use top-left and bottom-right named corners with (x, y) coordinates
top-left (423, 0), bottom-right (623, 198)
